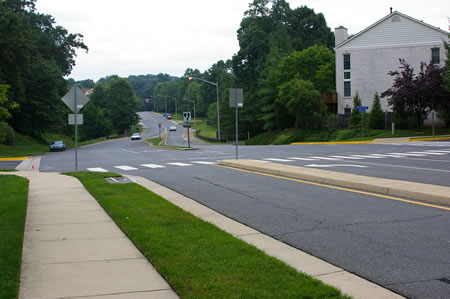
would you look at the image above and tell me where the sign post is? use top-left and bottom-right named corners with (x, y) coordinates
top-left (61, 86), bottom-right (90, 171)
top-left (183, 112), bottom-right (192, 148)
top-left (229, 89), bottom-right (243, 160)
top-left (356, 106), bottom-right (369, 140)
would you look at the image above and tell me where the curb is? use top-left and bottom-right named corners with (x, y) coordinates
top-left (219, 159), bottom-right (450, 207)
top-left (126, 174), bottom-right (404, 299)
top-left (0, 157), bottom-right (29, 161)
top-left (290, 136), bottom-right (450, 145)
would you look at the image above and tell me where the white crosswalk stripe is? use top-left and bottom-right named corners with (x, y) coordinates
top-left (264, 158), bottom-right (294, 162)
top-left (424, 150), bottom-right (450, 153)
top-left (192, 161), bottom-right (218, 165)
top-left (167, 162), bottom-right (192, 167)
top-left (329, 155), bottom-right (364, 160)
top-left (310, 156), bottom-right (342, 161)
top-left (288, 157), bottom-right (318, 161)
top-left (114, 165), bottom-right (138, 171)
top-left (141, 164), bottom-right (166, 168)
top-left (366, 154), bottom-right (405, 158)
top-left (349, 155), bottom-right (385, 159)
top-left (408, 151), bottom-right (447, 155)
top-left (388, 152), bottom-right (426, 157)
top-left (87, 167), bottom-right (108, 172)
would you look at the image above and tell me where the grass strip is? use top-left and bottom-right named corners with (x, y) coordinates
top-left (0, 175), bottom-right (28, 298)
top-left (68, 171), bottom-right (347, 298)
top-left (146, 137), bottom-right (163, 146)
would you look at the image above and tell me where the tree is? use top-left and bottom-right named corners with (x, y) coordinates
top-left (444, 36), bottom-right (450, 93)
top-left (382, 59), bottom-right (449, 129)
top-left (0, 0), bottom-right (87, 135)
top-left (277, 79), bottom-right (324, 129)
top-left (79, 102), bottom-right (112, 140)
top-left (349, 91), bottom-right (362, 129)
top-left (0, 84), bottom-right (18, 125)
top-left (104, 76), bottom-right (139, 134)
top-left (369, 92), bottom-right (384, 129)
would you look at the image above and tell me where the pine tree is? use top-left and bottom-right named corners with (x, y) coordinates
top-left (349, 91), bottom-right (362, 129)
top-left (369, 92), bottom-right (385, 129)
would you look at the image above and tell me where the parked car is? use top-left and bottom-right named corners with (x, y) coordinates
top-left (167, 115), bottom-right (172, 120)
top-left (169, 125), bottom-right (177, 131)
top-left (130, 133), bottom-right (141, 140)
top-left (50, 140), bottom-right (66, 152)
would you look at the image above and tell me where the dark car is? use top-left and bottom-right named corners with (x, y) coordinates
top-left (50, 140), bottom-right (66, 152)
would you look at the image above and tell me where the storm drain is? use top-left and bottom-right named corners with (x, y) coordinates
top-left (105, 177), bottom-right (134, 184)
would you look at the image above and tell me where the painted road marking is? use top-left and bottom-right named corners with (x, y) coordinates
top-left (114, 165), bottom-right (138, 171)
top-left (264, 158), bottom-right (294, 162)
top-left (388, 152), bottom-right (426, 157)
top-left (366, 154), bottom-right (405, 158)
top-left (167, 162), bottom-right (192, 167)
top-left (329, 155), bottom-right (365, 160)
top-left (349, 155), bottom-right (385, 159)
top-left (141, 164), bottom-right (166, 168)
top-left (87, 167), bottom-right (108, 172)
top-left (192, 161), bottom-right (217, 165)
top-left (309, 156), bottom-right (342, 161)
top-left (288, 157), bottom-right (318, 161)
top-left (217, 165), bottom-right (450, 211)
top-left (306, 164), bottom-right (368, 168)
top-left (425, 150), bottom-right (450, 153)
top-left (408, 151), bottom-right (447, 155)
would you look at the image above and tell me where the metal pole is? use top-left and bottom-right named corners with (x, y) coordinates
top-left (216, 83), bottom-right (220, 140)
top-left (175, 98), bottom-right (177, 121)
top-left (187, 126), bottom-right (190, 148)
top-left (165, 95), bottom-right (167, 114)
top-left (361, 112), bottom-right (364, 140)
top-left (194, 100), bottom-right (196, 129)
top-left (235, 89), bottom-right (238, 160)
top-left (74, 86), bottom-right (78, 171)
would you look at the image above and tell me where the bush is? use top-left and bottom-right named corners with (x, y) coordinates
top-left (0, 125), bottom-right (16, 145)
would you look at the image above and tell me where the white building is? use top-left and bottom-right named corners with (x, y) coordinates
top-left (334, 11), bottom-right (448, 117)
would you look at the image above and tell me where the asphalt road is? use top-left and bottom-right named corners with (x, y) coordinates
top-left (10, 112), bottom-right (450, 297)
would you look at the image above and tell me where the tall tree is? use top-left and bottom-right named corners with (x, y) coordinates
top-left (369, 92), bottom-right (384, 129)
top-left (0, 0), bottom-right (87, 135)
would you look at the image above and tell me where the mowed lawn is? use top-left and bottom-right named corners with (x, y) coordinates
top-left (0, 174), bottom-right (28, 298)
top-left (69, 171), bottom-right (348, 298)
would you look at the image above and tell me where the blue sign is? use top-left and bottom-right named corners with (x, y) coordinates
top-left (356, 105), bottom-right (369, 112)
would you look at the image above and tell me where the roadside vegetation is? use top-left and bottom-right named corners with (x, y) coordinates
top-left (0, 175), bottom-right (28, 299)
top-left (68, 171), bottom-right (347, 298)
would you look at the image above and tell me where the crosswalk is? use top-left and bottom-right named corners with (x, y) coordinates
top-left (387, 141), bottom-right (450, 147)
top-left (86, 149), bottom-right (450, 173)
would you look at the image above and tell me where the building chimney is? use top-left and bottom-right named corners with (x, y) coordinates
top-left (335, 26), bottom-right (348, 46)
top-left (390, 7), bottom-right (393, 14)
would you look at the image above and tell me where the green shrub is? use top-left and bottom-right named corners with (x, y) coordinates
top-left (0, 125), bottom-right (16, 145)
top-left (369, 92), bottom-right (385, 129)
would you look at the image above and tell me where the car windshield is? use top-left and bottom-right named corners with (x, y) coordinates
top-left (54, 141), bottom-right (63, 145)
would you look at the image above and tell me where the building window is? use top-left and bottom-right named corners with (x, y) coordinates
top-left (344, 81), bottom-right (351, 97)
top-left (344, 72), bottom-right (351, 79)
top-left (431, 48), bottom-right (440, 64)
top-left (343, 54), bottom-right (351, 70)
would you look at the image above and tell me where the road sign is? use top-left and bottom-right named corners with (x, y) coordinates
top-left (229, 88), bottom-right (243, 108)
top-left (61, 86), bottom-right (90, 113)
top-left (183, 112), bottom-right (191, 126)
top-left (356, 105), bottom-right (369, 112)
top-left (68, 114), bottom-right (83, 125)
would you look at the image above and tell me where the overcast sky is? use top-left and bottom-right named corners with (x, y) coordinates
top-left (35, 0), bottom-right (449, 81)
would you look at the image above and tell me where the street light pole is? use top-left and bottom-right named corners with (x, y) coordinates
top-left (166, 96), bottom-right (177, 121)
top-left (188, 76), bottom-right (220, 140)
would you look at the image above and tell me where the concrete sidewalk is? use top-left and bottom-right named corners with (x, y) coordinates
top-left (219, 159), bottom-right (450, 207)
top-left (14, 171), bottom-right (177, 299)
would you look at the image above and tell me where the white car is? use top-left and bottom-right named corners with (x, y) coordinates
top-left (130, 133), bottom-right (141, 140)
top-left (169, 125), bottom-right (177, 131)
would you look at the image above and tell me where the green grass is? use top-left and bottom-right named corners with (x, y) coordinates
top-left (0, 132), bottom-right (107, 158)
top-left (0, 169), bottom-right (18, 172)
top-left (146, 137), bottom-right (163, 146)
top-left (194, 119), bottom-right (217, 139)
top-left (0, 175), bottom-right (28, 299)
top-left (68, 171), bottom-right (347, 298)
top-left (246, 127), bottom-right (450, 145)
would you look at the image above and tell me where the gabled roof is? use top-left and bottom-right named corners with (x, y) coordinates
top-left (335, 11), bottom-right (449, 50)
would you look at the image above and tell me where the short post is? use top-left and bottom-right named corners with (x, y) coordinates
top-left (187, 126), bottom-right (191, 148)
